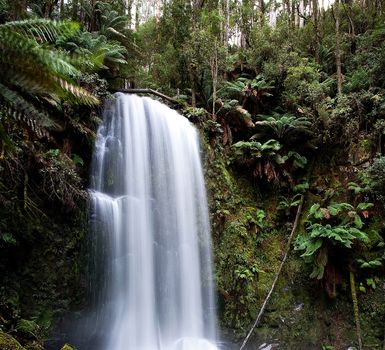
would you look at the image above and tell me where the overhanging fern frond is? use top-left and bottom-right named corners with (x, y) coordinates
top-left (1, 19), bottom-right (80, 43)
top-left (54, 77), bottom-right (99, 105)
top-left (0, 19), bottom-right (99, 140)
top-left (0, 82), bottom-right (55, 130)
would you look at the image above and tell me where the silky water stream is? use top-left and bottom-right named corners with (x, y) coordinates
top-left (87, 93), bottom-right (218, 350)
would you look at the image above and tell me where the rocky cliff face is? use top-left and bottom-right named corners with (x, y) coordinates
top-left (197, 112), bottom-right (385, 349)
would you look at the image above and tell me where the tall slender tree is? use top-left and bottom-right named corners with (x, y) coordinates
top-left (313, 0), bottom-right (320, 62)
top-left (335, 0), bottom-right (343, 95)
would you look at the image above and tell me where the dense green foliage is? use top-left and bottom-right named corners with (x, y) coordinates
top-left (1, 0), bottom-right (385, 349)
top-left (294, 202), bottom-right (371, 280)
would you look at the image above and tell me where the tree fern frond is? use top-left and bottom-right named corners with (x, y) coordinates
top-left (0, 29), bottom-right (70, 94)
top-left (0, 30), bottom-right (80, 79)
top-left (0, 83), bottom-right (57, 137)
top-left (0, 25), bottom-right (99, 105)
top-left (0, 120), bottom-right (16, 154)
top-left (0, 83), bottom-right (55, 129)
top-left (0, 89), bottom-right (54, 139)
top-left (96, 2), bottom-right (129, 38)
top-left (106, 27), bottom-right (126, 38)
top-left (0, 17), bottom-right (101, 145)
top-left (58, 31), bottom-right (127, 70)
top-left (54, 78), bottom-right (99, 105)
top-left (108, 16), bottom-right (128, 29)
top-left (1, 19), bottom-right (80, 43)
top-left (253, 113), bottom-right (312, 140)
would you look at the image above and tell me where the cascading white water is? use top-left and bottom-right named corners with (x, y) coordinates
top-left (89, 93), bottom-right (218, 350)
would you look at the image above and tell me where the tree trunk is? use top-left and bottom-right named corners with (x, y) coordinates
top-left (335, 0), bottom-right (343, 95)
top-left (43, 0), bottom-right (59, 19)
top-left (192, 0), bottom-right (204, 28)
top-left (60, 0), bottom-right (64, 18)
top-left (225, 0), bottom-right (230, 44)
top-left (189, 66), bottom-right (197, 107)
top-left (135, 1), bottom-right (140, 30)
top-left (90, 0), bottom-right (97, 32)
top-left (126, 0), bottom-right (134, 28)
top-left (211, 43), bottom-right (218, 117)
top-left (344, 3), bottom-right (356, 53)
top-left (72, 0), bottom-right (78, 20)
top-left (284, 0), bottom-right (291, 27)
top-left (259, 0), bottom-right (265, 26)
top-left (79, 0), bottom-right (85, 27)
top-left (269, 0), bottom-right (277, 26)
top-left (313, 0), bottom-right (320, 62)
top-left (299, 0), bottom-right (305, 28)
top-left (12, 0), bottom-right (27, 19)
top-left (349, 270), bottom-right (363, 350)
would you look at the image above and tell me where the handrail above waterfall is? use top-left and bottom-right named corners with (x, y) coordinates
top-left (111, 88), bottom-right (181, 105)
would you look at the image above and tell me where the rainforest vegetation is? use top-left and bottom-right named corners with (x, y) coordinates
top-left (1, 0), bottom-right (385, 349)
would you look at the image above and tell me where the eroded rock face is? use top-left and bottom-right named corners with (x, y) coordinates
top-left (198, 118), bottom-right (385, 349)
top-left (0, 331), bottom-right (25, 350)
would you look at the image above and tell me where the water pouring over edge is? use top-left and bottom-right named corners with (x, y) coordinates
top-left (88, 93), bottom-right (218, 350)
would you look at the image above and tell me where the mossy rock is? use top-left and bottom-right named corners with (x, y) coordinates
top-left (0, 332), bottom-right (25, 350)
top-left (60, 344), bottom-right (75, 350)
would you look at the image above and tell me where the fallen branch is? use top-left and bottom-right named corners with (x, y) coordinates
top-left (239, 195), bottom-right (305, 350)
top-left (111, 88), bottom-right (180, 105)
top-left (350, 270), bottom-right (363, 350)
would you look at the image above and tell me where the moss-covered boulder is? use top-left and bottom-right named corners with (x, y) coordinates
top-left (0, 332), bottom-right (25, 350)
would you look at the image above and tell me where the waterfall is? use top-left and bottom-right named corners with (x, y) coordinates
top-left (88, 93), bottom-right (218, 350)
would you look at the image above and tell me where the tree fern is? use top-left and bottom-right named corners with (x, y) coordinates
top-left (295, 201), bottom-right (372, 280)
top-left (231, 138), bottom-right (307, 183)
top-left (0, 19), bottom-right (99, 138)
top-left (253, 112), bottom-right (312, 141)
top-left (218, 74), bottom-right (274, 100)
top-left (97, 1), bottom-right (129, 39)
top-left (58, 31), bottom-right (128, 70)
top-left (232, 139), bottom-right (282, 159)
